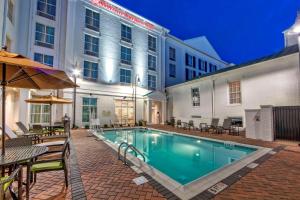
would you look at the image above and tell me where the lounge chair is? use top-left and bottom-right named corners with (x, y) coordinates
top-left (31, 139), bottom-right (70, 187)
top-left (199, 118), bottom-right (219, 132)
top-left (188, 120), bottom-right (194, 130)
top-left (215, 118), bottom-right (239, 135)
top-left (16, 122), bottom-right (67, 147)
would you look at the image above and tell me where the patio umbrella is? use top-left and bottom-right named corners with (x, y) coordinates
top-left (25, 95), bottom-right (73, 127)
top-left (0, 50), bottom-right (77, 154)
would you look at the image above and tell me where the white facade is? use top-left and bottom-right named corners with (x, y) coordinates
top-left (0, 0), bottom-right (226, 130)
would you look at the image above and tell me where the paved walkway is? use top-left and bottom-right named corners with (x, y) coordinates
top-left (29, 126), bottom-right (300, 200)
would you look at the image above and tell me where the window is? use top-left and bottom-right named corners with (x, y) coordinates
top-left (83, 61), bottom-right (98, 80)
top-left (121, 24), bottom-right (132, 43)
top-left (120, 68), bottom-right (131, 84)
top-left (198, 59), bottom-right (206, 71)
top-left (148, 74), bottom-right (156, 90)
top-left (148, 54), bottom-right (156, 71)
top-left (37, 0), bottom-right (56, 20)
top-left (30, 104), bottom-right (50, 124)
top-left (121, 46), bottom-right (131, 65)
top-left (35, 23), bottom-right (55, 48)
top-left (85, 9), bottom-right (100, 32)
top-left (169, 64), bottom-right (176, 78)
top-left (204, 61), bottom-right (208, 72)
top-left (34, 53), bottom-right (54, 66)
top-left (169, 47), bottom-right (176, 61)
top-left (84, 34), bottom-right (99, 57)
top-left (8, 0), bottom-right (14, 23)
top-left (82, 97), bottom-right (97, 123)
top-left (148, 35), bottom-right (156, 52)
top-left (229, 81), bottom-right (241, 104)
top-left (185, 53), bottom-right (195, 67)
top-left (185, 68), bottom-right (195, 81)
top-left (191, 88), bottom-right (200, 107)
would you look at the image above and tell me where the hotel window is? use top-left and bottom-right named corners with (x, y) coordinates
top-left (120, 68), bottom-right (131, 84)
top-left (185, 69), bottom-right (195, 81)
top-left (185, 53), bottom-right (195, 67)
top-left (34, 53), bottom-right (54, 67)
top-left (148, 54), bottom-right (156, 71)
top-left (84, 34), bottom-right (99, 57)
top-left (148, 35), bottom-right (157, 52)
top-left (229, 81), bottom-right (241, 104)
top-left (37, 0), bottom-right (56, 20)
top-left (169, 64), bottom-right (176, 78)
top-left (204, 61), bottom-right (208, 72)
top-left (30, 104), bottom-right (50, 124)
top-left (191, 88), bottom-right (200, 107)
top-left (85, 9), bottom-right (100, 32)
top-left (121, 24), bottom-right (132, 43)
top-left (169, 47), bottom-right (176, 61)
top-left (82, 97), bottom-right (97, 123)
top-left (115, 100), bottom-right (134, 125)
top-left (121, 46), bottom-right (131, 65)
top-left (83, 61), bottom-right (98, 80)
top-left (148, 74), bottom-right (156, 90)
top-left (35, 23), bottom-right (55, 48)
top-left (199, 59), bottom-right (206, 71)
top-left (8, 0), bottom-right (14, 23)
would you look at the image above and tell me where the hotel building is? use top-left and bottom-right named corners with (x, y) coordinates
top-left (0, 0), bottom-right (227, 129)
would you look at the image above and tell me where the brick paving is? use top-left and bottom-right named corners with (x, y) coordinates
top-left (27, 125), bottom-right (300, 200)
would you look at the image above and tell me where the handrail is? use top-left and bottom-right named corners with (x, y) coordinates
top-left (124, 144), bottom-right (146, 165)
top-left (118, 142), bottom-right (129, 160)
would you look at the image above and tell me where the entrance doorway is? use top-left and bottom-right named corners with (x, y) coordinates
top-left (114, 100), bottom-right (134, 125)
top-left (151, 101), bottom-right (162, 124)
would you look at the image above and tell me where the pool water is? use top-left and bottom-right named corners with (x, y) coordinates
top-left (99, 128), bottom-right (256, 185)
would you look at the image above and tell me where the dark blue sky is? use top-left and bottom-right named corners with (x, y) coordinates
top-left (114, 0), bottom-right (300, 64)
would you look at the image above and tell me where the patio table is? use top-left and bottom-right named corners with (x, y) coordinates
top-left (0, 145), bottom-right (48, 200)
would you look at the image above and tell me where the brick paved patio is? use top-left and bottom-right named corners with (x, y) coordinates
top-left (28, 126), bottom-right (300, 200)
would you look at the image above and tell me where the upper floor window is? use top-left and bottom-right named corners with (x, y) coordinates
top-left (35, 23), bottom-right (55, 48)
top-left (191, 88), bottom-right (200, 107)
top-left (121, 24), bottom-right (132, 43)
top-left (169, 47), bottom-right (176, 61)
top-left (84, 34), bottom-right (99, 57)
top-left (82, 97), bottom-right (97, 123)
top-left (148, 54), bottom-right (156, 71)
top-left (37, 0), bottom-right (56, 20)
top-left (185, 68), bottom-right (195, 81)
top-left (84, 61), bottom-right (98, 80)
top-left (198, 59), bottom-right (206, 71)
top-left (120, 68), bottom-right (131, 84)
top-left (148, 74), bottom-right (156, 90)
top-left (229, 81), bottom-right (241, 104)
top-left (121, 46), bottom-right (131, 65)
top-left (85, 9), bottom-right (100, 32)
top-left (209, 63), bottom-right (217, 72)
top-left (8, 0), bottom-right (14, 23)
top-left (148, 35), bottom-right (157, 52)
top-left (169, 64), bottom-right (176, 78)
top-left (34, 53), bottom-right (54, 66)
top-left (185, 53), bottom-right (195, 67)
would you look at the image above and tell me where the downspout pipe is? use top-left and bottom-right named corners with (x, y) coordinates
top-left (1, 0), bottom-right (8, 47)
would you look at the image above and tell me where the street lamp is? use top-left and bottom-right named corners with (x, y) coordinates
top-left (134, 75), bottom-right (140, 126)
top-left (72, 68), bottom-right (80, 128)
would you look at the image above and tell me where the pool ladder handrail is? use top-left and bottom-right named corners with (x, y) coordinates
top-left (118, 142), bottom-right (146, 165)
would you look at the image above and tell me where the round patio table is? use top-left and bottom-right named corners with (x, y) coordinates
top-left (0, 145), bottom-right (48, 200)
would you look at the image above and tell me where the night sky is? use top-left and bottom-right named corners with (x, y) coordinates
top-left (113, 0), bottom-right (300, 64)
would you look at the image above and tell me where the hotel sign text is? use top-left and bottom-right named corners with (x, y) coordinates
top-left (90, 0), bottom-right (155, 30)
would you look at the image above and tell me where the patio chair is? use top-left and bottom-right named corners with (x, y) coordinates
top-left (176, 120), bottom-right (182, 128)
top-left (199, 118), bottom-right (219, 132)
top-left (0, 166), bottom-right (21, 200)
top-left (188, 120), bottom-right (194, 130)
top-left (215, 118), bottom-right (240, 135)
top-left (4, 137), bottom-right (32, 148)
top-left (31, 139), bottom-right (70, 187)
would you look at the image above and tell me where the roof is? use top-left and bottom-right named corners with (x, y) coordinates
top-left (167, 44), bottom-right (299, 88)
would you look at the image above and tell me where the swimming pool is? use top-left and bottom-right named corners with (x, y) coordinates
top-left (97, 128), bottom-right (257, 185)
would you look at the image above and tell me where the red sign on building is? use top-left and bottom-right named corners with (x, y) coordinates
top-left (90, 0), bottom-right (155, 30)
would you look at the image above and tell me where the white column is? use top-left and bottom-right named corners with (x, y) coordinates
top-left (18, 89), bottom-right (30, 128)
top-left (161, 101), bottom-right (166, 124)
top-left (146, 99), bottom-right (151, 124)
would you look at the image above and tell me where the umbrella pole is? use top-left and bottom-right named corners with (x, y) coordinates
top-left (2, 63), bottom-right (6, 155)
